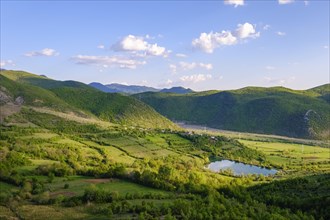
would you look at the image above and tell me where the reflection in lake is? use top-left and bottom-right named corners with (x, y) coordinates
top-left (208, 160), bottom-right (277, 176)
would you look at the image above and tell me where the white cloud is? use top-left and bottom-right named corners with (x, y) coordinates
top-left (278, 0), bottom-right (294, 5)
top-left (277, 31), bottom-right (286, 36)
top-left (192, 31), bottom-right (237, 53)
top-left (192, 22), bottom-right (259, 53)
top-left (170, 62), bottom-right (213, 73)
top-left (176, 53), bottom-right (187, 58)
top-left (25, 48), bottom-right (59, 57)
top-left (0, 60), bottom-right (15, 67)
top-left (148, 43), bottom-right (166, 56)
top-left (71, 55), bottom-right (146, 69)
top-left (97, 45), bottom-right (105, 49)
top-left (199, 63), bottom-right (213, 70)
top-left (157, 79), bottom-right (175, 88)
top-left (304, 1), bottom-right (309, 6)
top-left (112, 35), bottom-right (169, 57)
top-left (165, 79), bottom-right (173, 85)
top-left (235, 22), bottom-right (260, 39)
top-left (179, 62), bottom-right (197, 71)
top-left (224, 0), bottom-right (244, 7)
top-left (169, 64), bottom-right (177, 74)
top-left (180, 74), bottom-right (212, 83)
top-left (263, 25), bottom-right (271, 30)
top-left (324, 45), bottom-right (329, 49)
top-left (113, 35), bottom-right (147, 51)
top-left (264, 76), bottom-right (295, 85)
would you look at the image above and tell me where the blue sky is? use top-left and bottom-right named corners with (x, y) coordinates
top-left (1, 0), bottom-right (329, 91)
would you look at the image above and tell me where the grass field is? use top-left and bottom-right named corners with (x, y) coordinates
top-left (0, 181), bottom-right (18, 194)
top-left (240, 139), bottom-right (330, 171)
top-left (44, 176), bottom-right (172, 198)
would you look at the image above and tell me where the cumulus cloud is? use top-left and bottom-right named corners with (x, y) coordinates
top-left (112, 35), bottom-right (169, 57)
top-left (192, 22), bottom-right (259, 53)
top-left (0, 60), bottom-right (15, 67)
top-left (71, 55), bottom-right (146, 69)
top-left (192, 31), bottom-right (237, 53)
top-left (235, 23), bottom-right (260, 39)
top-left (180, 74), bottom-right (212, 83)
top-left (278, 0), bottom-right (294, 4)
top-left (170, 62), bottom-right (213, 73)
top-left (97, 45), bottom-right (105, 49)
top-left (277, 31), bottom-right (286, 36)
top-left (224, 0), bottom-right (244, 7)
top-left (25, 48), bottom-right (59, 57)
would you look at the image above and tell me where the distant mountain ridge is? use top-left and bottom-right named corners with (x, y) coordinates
top-left (89, 82), bottom-right (159, 94)
top-left (89, 82), bottom-right (194, 94)
top-left (160, 87), bottom-right (194, 94)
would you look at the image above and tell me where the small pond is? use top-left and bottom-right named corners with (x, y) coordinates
top-left (207, 160), bottom-right (277, 176)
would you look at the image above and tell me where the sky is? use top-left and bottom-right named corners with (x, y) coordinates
top-left (1, 0), bottom-right (329, 91)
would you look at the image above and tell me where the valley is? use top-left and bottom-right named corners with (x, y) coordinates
top-left (1, 1), bottom-right (329, 219)
top-left (0, 70), bottom-right (329, 219)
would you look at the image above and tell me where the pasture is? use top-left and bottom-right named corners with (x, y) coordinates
top-left (240, 139), bottom-right (330, 172)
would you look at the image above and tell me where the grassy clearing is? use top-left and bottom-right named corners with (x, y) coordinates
top-left (31, 159), bottom-right (60, 165)
top-left (96, 179), bottom-right (172, 195)
top-left (31, 107), bottom-right (116, 129)
top-left (102, 145), bottom-right (135, 164)
top-left (17, 205), bottom-right (89, 220)
top-left (179, 124), bottom-right (328, 147)
top-left (240, 139), bottom-right (330, 170)
top-left (0, 181), bottom-right (18, 193)
top-left (20, 132), bottom-right (58, 139)
top-left (46, 177), bottom-right (172, 197)
top-left (55, 138), bottom-right (85, 146)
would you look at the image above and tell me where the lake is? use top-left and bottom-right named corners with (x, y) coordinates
top-left (207, 160), bottom-right (277, 176)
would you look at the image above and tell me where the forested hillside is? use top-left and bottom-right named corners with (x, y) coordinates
top-left (135, 85), bottom-right (330, 139)
top-left (0, 70), bottom-right (177, 129)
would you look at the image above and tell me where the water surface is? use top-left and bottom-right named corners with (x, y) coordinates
top-left (208, 160), bottom-right (277, 176)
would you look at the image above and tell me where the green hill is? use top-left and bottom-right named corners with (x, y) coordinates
top-left (134, 86), bottom-right (330, 139)
top-left (308, 84), bottom-right (330, 103)
top-left (0, 70), bottom-right (177, 129)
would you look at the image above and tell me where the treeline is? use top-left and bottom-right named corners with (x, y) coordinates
top-left (179, 132), bottom-right (268, 166)
top-left (249, 174), bottom-right (330, 220)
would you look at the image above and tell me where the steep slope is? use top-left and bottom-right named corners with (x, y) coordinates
top-left (134, 86), bottom-right (330, 139)
top-left (0, 70), bottom-right (178, 129)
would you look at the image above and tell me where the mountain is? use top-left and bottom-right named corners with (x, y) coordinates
top-left (89, 83), bottom-right (194, 95)
top-left (0, 70), bottom-right (178, 129)
top-left (160, 86), bottom-right (194, 94)
top-left (89, 82), bottom-right (159, 94)
top-left (134, 85), bottom-right (330, 139)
